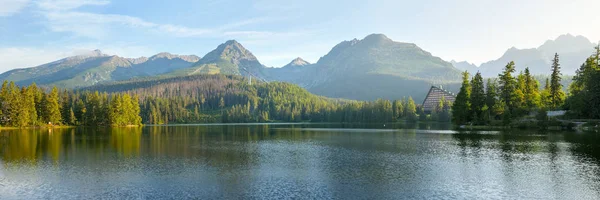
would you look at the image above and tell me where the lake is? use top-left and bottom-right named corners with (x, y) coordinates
top-left (1, 123), bottom-right (599, 199)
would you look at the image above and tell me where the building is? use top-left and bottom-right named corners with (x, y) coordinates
top-left (421, 86), bottom-right (456, 113)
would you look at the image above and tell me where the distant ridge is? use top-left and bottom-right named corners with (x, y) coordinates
top-left (454, 34), bottom-right (597, 77)
top-left (0, 50), bottom-right (200, 88)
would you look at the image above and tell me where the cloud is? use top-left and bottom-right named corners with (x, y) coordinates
top-left (37, 0), bottom-right (110, 11)
top-left (0, 0), bottom-right (30, 16)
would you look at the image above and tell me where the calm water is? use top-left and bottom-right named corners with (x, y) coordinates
top-left (1, 123), bottom-right (600, 199)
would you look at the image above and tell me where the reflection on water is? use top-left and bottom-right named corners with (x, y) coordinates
top-left (0, 124), bottom-right (599, 199)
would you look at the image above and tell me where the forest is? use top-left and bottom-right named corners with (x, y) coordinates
top-left (86, 74), bottom-right (445, 124)
top-left (1, 73), bottom-right (443, 127)
top-left (452, 46), bottom-right (600, 127)
top-left (0, 81), bottom-right (141, 127)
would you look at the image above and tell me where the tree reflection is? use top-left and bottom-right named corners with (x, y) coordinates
top-left (110, 127), bottom-right (142, 158)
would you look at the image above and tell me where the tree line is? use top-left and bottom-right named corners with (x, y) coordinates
top-left (87, 74), bottom-right (448, 124)
top-left (566, 46), bottom-right (600, 119)
top-left (0, 81), bottom-right (141, 127)
top-left (453, 46), bottom-right (600, 126)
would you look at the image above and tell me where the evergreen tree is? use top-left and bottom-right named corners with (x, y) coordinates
top-left (68, 107), bottom-right (77, 125)
top-left (44, 87), bottom-right (62, 125)
top-left (452, 71), bottom-right (471, 125)
top-left (485, 79), bottom-right (499, 121)
top-left (498, 61), bottom-right (518, 124)
top-left (549, 53), bottom-right (565, 109)
top-left (541, 78), bottom-right (552, 109)
top-left (24, 86), bottom-right (38, 126)
top-left (470, 72), bottom-right (485, 124)
top-left (523, 68), bottom-right (541, 110)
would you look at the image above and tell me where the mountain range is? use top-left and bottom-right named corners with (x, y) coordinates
top-left (0, 33), bottom-right (594, 102)
top-left (0, 50), bottom-right (200, 88)
top-left (453, 34), bottom-right (597, 77)
top-left (266, 34), bottom-right (462, 101)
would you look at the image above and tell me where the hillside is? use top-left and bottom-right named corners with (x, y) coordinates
top-left (84, 74), bottom-right (338, 123)
top-left (84, 74), bottom-right (422, 124)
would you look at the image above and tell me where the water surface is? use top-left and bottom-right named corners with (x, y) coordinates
top-left (1, 123), bottom-right (599, 199)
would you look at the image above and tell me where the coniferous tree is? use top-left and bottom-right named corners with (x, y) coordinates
top-left (541, 78), bottom-right (552, 109)
top-left (24, 86), bottom-right (38, 126)
top-left (452, 71), bottom-right (471, 125)
top-left (44, 87), bottom-right (62, 125)
top-left (498, 61), bottom-right (518, 124)
top-left (68, 107), bottom-right (77, 125)
top-left (470, 72), bottom-right (485, 124)
top-left (523, 68), bottom-right (541, 110)
top-left (485, 79), bottom-right (499, 121)
top-left (549, 53), bottom-right (565, 109)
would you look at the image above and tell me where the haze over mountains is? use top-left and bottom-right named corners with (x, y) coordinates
top-left (452, 34), bottom-right (598, 77)
top-left (0, 33), bottom-right (594, 102)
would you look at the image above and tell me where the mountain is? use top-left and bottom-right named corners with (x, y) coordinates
top-left (451, 60), bottom-right (478, 73)
top-left (282, 57), bottom-right (310, 68)
top-left (168, 40), bottom-right (266, 77)
top-left (0, 50), bottom-right (199, 88)
top-left (0, 34), bottom-right (465, 101)
top-left (472, 34), bottom-right (597, 77)
top-left (267, 34), bottom-right (462, 101)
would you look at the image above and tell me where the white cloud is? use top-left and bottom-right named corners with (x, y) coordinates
top-left (0, 0), bottom-right (30, 16)
top-left (37, 0), bottom-right (110, 11)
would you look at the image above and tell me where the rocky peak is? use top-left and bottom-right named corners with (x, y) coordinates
top-left (198, 40), bottom-right (258, 64)
top-left (283, 57), bottom-right (310, 68)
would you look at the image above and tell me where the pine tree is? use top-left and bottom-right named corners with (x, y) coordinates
top-left (541, 78), bottom-right (552, 109)
top-left (68, 107), bottom-right (77, 125)
top-left (24, 86), bottom-right (38, 126)
top-left (44, 87), bottom-right (62, 125)
top-left (470, 72), bottom-right (485, 124)
top-left (6, 82), bottom-right (20, 126)
top-left (130, 94), bottom-right (142, 125)
top-left (485, 79), bottom-right (499, 121)
top-left (549, 53), bottom-right (565, 109)
top-left (15, 87), bottom-right (29, 127)
top-left (498, 61), bottom-right (517, 124)
top-left (523, 68), bottom-right (541, 110)
top-left (452, 71), bottom-right (471, 125)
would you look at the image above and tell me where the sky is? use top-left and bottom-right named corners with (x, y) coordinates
top-left (0, 0), bottom-right (599, 73)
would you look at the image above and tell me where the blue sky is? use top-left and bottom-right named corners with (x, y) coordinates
top-left (1, 0), bottom-right (599, 73)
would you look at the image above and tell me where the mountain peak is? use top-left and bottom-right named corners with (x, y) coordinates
top-left (283, 57), bottom-right (310, 68)
top-left (538, 33), bottom-right (594, 55)
top-left (187, 39), bottom-right (262, 76)
top-left (83, 49), bottom-right (108, 57)
top-left (224, 40), bottom-right (240, 45)
top-left (201, 40), bottom-right (257, 62)
top-left (364, 33), bottom-right (390, 41)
